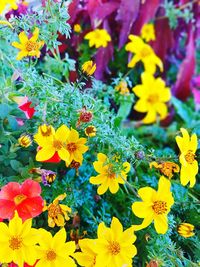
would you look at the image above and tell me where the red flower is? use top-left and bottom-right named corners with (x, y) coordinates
top-left (13, 96), bottom-right (35, 119)
top-left (0, 179), bottom-right (44, 221)
top-left (9, 261), bottom-right (38, 267)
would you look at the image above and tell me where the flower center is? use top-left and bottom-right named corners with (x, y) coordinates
top-left (140, 46), bottom-right (152, 58)
top-left (9, 236), bottom-right (22, 250)
top-left (25, 40), bottom-right (39, 52)
top-left (160, 162), bottom-right (179, 178)
top-left (48, 203), bottom-right (62, 218)
top-left (46, 250), bottom-right (57, 261)
top-left (14, 194), bottom-right (27, 205)
top-left (152, 201), bottom-right (167, 215)
top-left (86, 126), bottom-right (95, 135)
top-left (185, 150), bottom-right (195, 164)
top-left (147, 94), bottom-right (159, 104)
top-left (67, 142), bottom-right (77, 152)
top-left (106, 165), bottom-right (116, 179)
top-left (40, 125), bottom-right (53, 136)
top-left (108, 241), bottom-right (120, 255)
top-left (53, 139), bottom-right (63, 150)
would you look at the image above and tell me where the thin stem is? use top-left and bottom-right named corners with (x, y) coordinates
top-left (43, 72), bottom-right (64, 85)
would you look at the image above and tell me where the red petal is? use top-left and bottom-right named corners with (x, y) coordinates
top-left (0, 199), bottom-right (15, 219)
top-left (0, 182), bottom-right (21, 199)
top-left (17, 197), bottom-right (44, 221)
top-left (21, 179), bottom-right (41, 197)
top-left (43, 151), bottom-right (61, 163)
top-left (19, 102), bottom-right (35, 119)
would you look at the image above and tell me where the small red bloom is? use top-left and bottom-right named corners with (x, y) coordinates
top-left (0, 179), bottom-right (44, 221)
top-left (9, 261), bottom-right (38, 267)
top-left (19, 101), bottom-right (35, 119)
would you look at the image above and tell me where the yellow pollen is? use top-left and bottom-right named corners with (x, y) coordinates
top-left (152, 201), bottom-right (167, 215)
top-left (108, 241), bottom-right (120, 255)
top-left (67, 142), bottom-right (77, 152)
top-left (140, 47), bottom-right (151, 58)
top-left (9, 236), bottom-right (22, 250)
top-left (53, 139), bottom-right (62, 150)
top-left (147, 94), bottom-right (159, 104)
top-left (48, 203), bottom-right (62, 218)
top-left (185, 150), bottom-right (195, 164)
top-left (25, 40), bottom-right (39, 52)
top-left (14, 194), bottom-right (27, 205)
top-left (46, 250), bottom-right (57, 261)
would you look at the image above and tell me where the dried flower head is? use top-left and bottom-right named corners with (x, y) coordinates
top-left (18, 134), bottom-right (32, 147)
top-left (150, 161), bottom-right (180, 179)
top-left (85, 125), bottom-right (97, 137)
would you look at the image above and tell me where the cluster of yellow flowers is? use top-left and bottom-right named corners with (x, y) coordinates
top-left (0, 0), bottom-right (18, 14)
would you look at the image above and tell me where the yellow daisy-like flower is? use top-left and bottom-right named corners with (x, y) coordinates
top-left (0, 212), bottom-right (38, 267)
top-left (175, 128), bottom-right (198, 188)
top-left (141, 23), bottom-right (156, 42)
top-left (74, 23), bottom-right (82, 33)
top-left (35, 125), bottom-right (70, 163)
top-left (177, 223), bottom-right (195, 238)
top-left (89, 153), bottom-right (131, 195)
top-left (115, 80), bottom-right (130, 96)
top-left (85, 125), bottom-right (97, 137)
top-left (82, 60), bottom-right (96, 76)
top-left (18, 134), bottom-right (32, 147)
top-left (95, 217), bottom-right (137, 267)
top-left (73, 238), bottom-right (97, 267)
top-left (132, 176), bottom-right (174, 234)
top-left (150, 161), bottom-right (180, 179)
top-left (0, 0), bottom-right (18, 14)
top-left (125, 35), bottom-right (163, 74)
top-left (12, 27), bottom-right (44, 60)
top-left (44, 193), bottom-right (71, 228)
top-left (65, 128), bottom-right (88, 166)
top-left (133, 72), bottom-right (171, 124)
top-left (84, 29), bottom-right (111, 49)
top-left (37, 228), bottom-right (76, 267)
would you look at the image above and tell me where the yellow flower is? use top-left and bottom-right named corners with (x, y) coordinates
top-left (85, 125), bottom-right (97, 137)
top-left (0, 0), bottom-right (18, 14)
top-left (0, 20), bottom-right (13, 28)
top-left (125, 35), bottom-right (163, 74)
top-left (37, 228), bottom-right (76, 267)
top-left (35, 125), bottom-right (70, 163)
top-left (95, 217), bottom-right (137, 267)
top-left (115, 80), bottom-right (130, 96)
top-left (74, 23), bottom-right (82, 33)
top-left (176, 128), bottom-right (198, 188)
top-left (150, 161), bottom-right (180, 179)
top-left (65, 128), bottom-right (88, 166)
top-left (0, 212), bottom-right (38, 267)
top-left (177, 223), bottom-right (195, 238)
top-left (12, 27), bottom-right (44, 60)
top-left (133, 72), bottom-right (171, 124)
top-left (84, 29), bottom-right (111, 48)
top-left (132, 176), bottom-right (174, 234)
top-left (18, 134), bottom-right (32, 147)
top-left (44, 193), bottom-right (71, 228)
top-left (73, 239), bottom-right (97, 267)
top-left (89, 153), bottom-right (131, 195)
top-left (141, 23), bottom-right (156, 42)
top-left (82, 60), bottom-right (96, 76)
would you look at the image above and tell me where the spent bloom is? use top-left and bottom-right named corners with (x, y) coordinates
top-left (44, 193), bottom-right (71, 228)
top-left (0, 0), bottom-right (18, 14)
top-left (0, 179), bottom-right (44, 221)
top-left (90, 153), bottom-right (130, 195)
top-left (36, 228), bottom-right (76, 267)
top-left (95, 217), bottom-right (137, 267)
top-left (12, 28), bottom-right (44, 60)
top-left (84, 29), bottom-right (111, 48)
top-left (115, 80), bottom-right (130, 96)
top-left (82, 60), bottom-right (96, 76)
top-left (177, 223), bottom-right (195, 238)
top-left (150, 161), bottom-right (180, 179)
top-left (176, 128), bottom-right (198, 188)
top-left (77, 107), bottom-right (93, 127)
top-left (85, 125), bottom-right (97, 137)
top-left (125, 35), bottom-right (163, 74)
top-left (132, 176), bottom-right (174, 234)
top-left (0, 212), bottom-right (38, 267)
top-left (18, 134), bottom-right (32, 148)
top-left (141, 23), bottom-right (156, 42)
top-left (133, 72), bottom-right (171, 124)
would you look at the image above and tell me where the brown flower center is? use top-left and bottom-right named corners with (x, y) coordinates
top-left (106, 165), bottom-right (116, 179)
top-left (147, 94), bottom-right (159, 104)
top-left (185, 150), bottom-right (195, 164)
top-left (9, 236), bottom-right (22, 250)
top-left (152, 201), bottom-right (167, 215)
top-left (67, 142), bottom-right (77, 152)
top-left (48, 203), bottom-right (62, 218)
top-left (85, 126), bottom-right (96, 135)
top-left (14, 194), bottom-right (27, 205)
top-left (53, 139), bottom-right (62, 150)
top-left (25, 40), bottom-right (39, 52)
top-left (46, 250), bottom-right (57, 261)
top-left (108, 241), bottom-right (120, 255)
top-left (160, 162), bottom-right (180, 178)
top-left (40, 125), bottom-right (53, 136)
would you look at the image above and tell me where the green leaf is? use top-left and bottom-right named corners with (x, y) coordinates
top-left (171, 97), bottom-right (193, 124)
top-left (0, 104), bottom-right (11, 119)
top-left (7, 115), bottom-right (19, 130)
top-left (10, 160), bottom-right (23, 171)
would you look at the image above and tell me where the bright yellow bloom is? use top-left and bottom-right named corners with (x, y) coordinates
top-left (73, 239), bottom-right (97, 267)
top-left (95, 217), bottom-right (137, 267)
top-left (177, 223), bottom-right (195, 238)
top-left (115, 80), bottom-right (130, 96)
top-left (176, 128), bottom-right (198, 187)
top-left (65, 128), bottom-right (88, 166)
top-left (12, 28), bottom-right (44, 60)
top-left (37, 228), bottom-right (76, 267)
top-left (141, 23), bottom-right (156, 42)
top-left (74, 23), bottom-right (82, 33)
top-left (35, 125), bottom-right (70, 163)
top-left (125, 35), bottom-right (163, 74)
top-left (133, 72), bottom-right (171, 124)
top-left (85, 125), bottom-right (97, 137)
top-left (82, 60), bottom-right (96, 76)
top-left (18, 134), bottom-right (32, 147)
top-left (84, 29), bottom-right (111, 48)
top-left (44, 193), bottom-right (71, 228)
top-left (0, 212), bottom-right (38, 267)
top-left (150, 161), bottom-right (180, 179)
top-left (0, 0), bottom-right (18, 14)
top-left (0, 20), bottom-right (13, 28)
top-left (90, 153), bottom-right (131, 195)
top-left (132, 176), bottom-right (174, 234)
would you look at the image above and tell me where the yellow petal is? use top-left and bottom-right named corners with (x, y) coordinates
top-left (134, 99), bottom-right (148, 113)
top-left (109, 179), bottom-right (119, 194)
top-left (55, 125), bottom-right (70, 142)
top-left (142, 109), bottom-right (157, 124)
top-left (154, 214), bottom-right (168, 234)
top-left (36, 146), bottom-right (55, 161)
top-left (30, 27), bottom-right (39, 42)
top-left (19, 31), bottom-right (28, 44)
top-left (58, 147), bottom-right (70, 162)
top-left (138, 187), bottom-right (156, 202)
top-left (132, 202), bottom-right (152, 218)
top-left (111, 217), bottom-right (123, 238)
top-left (190, 133), bottom-right (198, 152)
